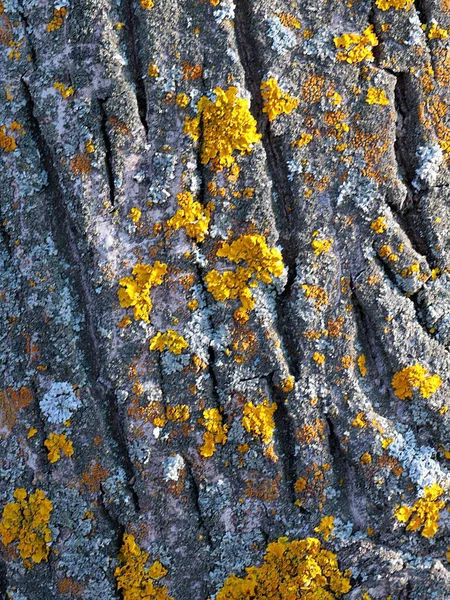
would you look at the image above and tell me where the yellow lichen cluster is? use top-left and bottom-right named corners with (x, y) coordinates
top-left (366, 88), bottom-right (389, 105)
top-left (53, 82), bottom-right (74, 98)
top-left (216, 537), bottom-right (351, 599)
top-left (370, 216), bottom-right (387, 233)
top-left (292, 133), bottom-right (313, 148)
top-left (0, 488), bottom-right (53, 565)
top-left (314, 516), bottom-right (335, 541)
top-left (0, 124), bottom-right (16, 152)
top-left (130, 207), bottom-right (141, 223)
top-left (199, 408), bottom-right (228, 457)
top-left (334, 26), bottom-right (379, 64)
top-left (183, 86), bottom-right (261, 169)
top-left (204, 234), bottom-right (284, 322)
top-left (44, 433), bottom-right (74, 463)
top-left (46, 7), bottom-right (67, 32)
top-left (149, 330), bottom-right (189, 354)
top-left (311, 231), bottom-right (333, 255)
top-left (392, 364), bottom-right (442, 399)
top-left (141, 0), bottom-right (154, 8)
top-left (242, 399), bottom-right (277, 445)
top-left (428, 22), bottom-right (449, 40)
top-left (115, 533), bottom-right (173, 600)
top-left (166, 405), bottom-right (190, 422)
top-left (166, 190), bottom-right (214, 243)
top-left (117, 262), bottom-right (168, 322)
top-left (375, 0), bottom-right (412, 9)
top-left (394, 484), bottom-right (445, 538)
top-left (260, 78), bottom-right (299, 122)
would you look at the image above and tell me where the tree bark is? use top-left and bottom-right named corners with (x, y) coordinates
top-left (1, 0), bottom-right (450, 598)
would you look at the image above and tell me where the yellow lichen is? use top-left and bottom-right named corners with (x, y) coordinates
top-left (117, 262), bottom-right (168, 322)
top-left (0, 488), bottom-right (53, 565)
top-left (292, 133), bottom-right (313, 147)
top-left (375, 0), bottom-right (412, 10)
top-left (260, 78), bottom-right (299, 122)
top-left (166, 191), bottom-right (214, 243)
top-left (148, 63), bottom-right (159, 77)
top-left (392, 364), bottom-right (442, 399)
top-left (401, 262), bottom-right (420, 278)
top-left (334, 26), bottom-right (379, 64)
top-left (357, 354), bottom-right (367, 376)
top-left (53, 82), bottom-right (74, 98)
top-left (166, 405), bottom-right (190, 422)
top-left (204, 234), bottom-right (284, 322)
top-left (370, 216), bottom-right (387, 233)
top-left (313, 352), bottom-right (325, 365)
top-left (216, 537), bottom-right (351, 599)
top-left (394, 484), bottom-right (445, 538)
top-left (176, 93), bottom-right (190, 108)
top-left (281, 375), bottom-right (295, 393)
top-left (0, 124), bottom-right (17, 152)
top-left (311, 231), bottom-right (333, 255)
top-left (183, 86), bottom-right (261, 169)
top-left (130, 207), bottom-right (141, 223)
top-left (314, 516), bottom-right (335, 541)
top-left (199, 407), bottom-right (228, 457)
top-left (242, 399), bottom-right (277, 446)
top-left (428, 22), bottom-right (449, 40)
top-left (360, 452), bottom-right (372, 464)
top-left (46, 7), bottom-right (67, 32)
top-left (141, 0), bottom-right (154, 8)
top-left (366, 88), bottom-right (389, 105)
top-left (44, 433), bottom-right (74, 463)
top-left (115, 533), bottom-right (173, 599)
top-left (149, 330), bottom-right (189, 354)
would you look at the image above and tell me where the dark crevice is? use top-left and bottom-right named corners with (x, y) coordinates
top-left (17, 4), bottom-right (36, 64)
top-left (0, 557), bottom-right (7, 599)
top-left (325, 416), bottom-right (351, 516)
top-left (121, 0), bottom-right (148, 132)
top-left (268, 376), bottom-right (298, 506)
top-left (99, 101), bottom-right (116, 207)
top-left (184, 460), bottom-right (212, 548)
top-left (207, 344), bottom-right (221, 405)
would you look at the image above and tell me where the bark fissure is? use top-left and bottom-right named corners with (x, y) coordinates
top-left (99, 100), bottom-right (116, 207)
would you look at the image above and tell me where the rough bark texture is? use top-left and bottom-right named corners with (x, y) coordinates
top-left (2, 0), bottom-right (450, 598)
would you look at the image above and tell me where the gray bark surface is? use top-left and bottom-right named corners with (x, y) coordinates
top-left (1, 0), bottom-right (450, 598)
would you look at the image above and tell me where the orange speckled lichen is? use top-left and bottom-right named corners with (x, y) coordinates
top-left (334, 26), bottom-right (378, 64)
top-left (149, 330), bottom-right (189, 354)
top-left (394, 484), bottom-right (445, 538)
top-left (115, 533), bottom-right (173, 599)
top-left (0, 124), bottom-right (17, 152)
top-left (301, 284), bottom-right (329, 310)
top-left (296, 420), bottom-right (326, 446)
top-left (292, 133), bottom-right (313, 147)
top-left (0, 386), bottom-right (33, 435)
top-left (216, 537), bottom-right (351, 599)
top-left (199, 407), bottom-right (228, 457)
top-left (183, 86), bottom-right (261, 169)
top-left (244, 473), bottom-right (281, 502)
top-left (46, 7), bottom-right (67, 32)
top-left (70, 152), bottom-right (92, 176)
top-left (376, 0), bottom-right (412, 10)
top-left (167, 190), bottom-right (214, 242)
top-left (166, 405), bottom-right (190, 422)
top-left (392, 364), bottom-right (442, 399)
top-left (0, 488), bottom-right (53, 565)
top-left (44, 433), bottom-right (74, 463)
top-left (80, 459), bottom-right (109, 494)
top-left (117, 261), bottom-right (168, 322)
top-left (242, 399), bottom-right (277, 445)
top-left (205, 234), bottom-right (284, 322)
top-left (260, 78), bottom-right (299, 121)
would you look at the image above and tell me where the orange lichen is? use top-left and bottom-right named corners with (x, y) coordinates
top-left (199, 408), bottom-right (228, 457)
top-left (301, 284), bottom-right (329, 310)
top-left (334, 26), bottom-right (379, 64)
top-left (167, 190), bottom-right (214, 242)
top-left (216, 537), bottom-right (351, 599)
top-left (183, 87), bottom-right (261, 169)
top-left (140, 0), bottom-right (154, 8)
top-left (149, 330), bottom-right (188, 354)
top-left (357, 354), bottom-right (367, 376)
top-left (394, 484), bottom-right (445, 538)
top-left (70, 152), bottom-right (91, 176)
top-left (0, 488), bottom-right (53, 565)
top-left (117, 261), bottom-right (168, 322)
top-left (115, 533), bottom-right (173, 599)
top-left (360, 452), bottom-right (372, 464)
top-left (0, 124), bottom-right (17, 152)
top-left (314, 516), bottom-right (335, 541)
top-left (242, 399), bottom-right (277, 445)
top-left (166, 405), bottom-right (190, 422)
top-left (46, 7), bottom-right (67, 32)
top-left (370, 216), bottom-right (387, 233)
top-left (205, 234), bottom-right (284, 322)
top-left (392, 364), bottom-right (442, 399)
top-left (401, 263), bottom-right (420, 278)
top-left (44, 433), bottom-right (74, 463)
top-left (376, 0), bottom-right (412, 9)
top-left (292, 133), bottom-right (313, 147)
top-left (148, 63), bottom-right (159, 77)
top-left (53, 82), bottom-right (74, 98)
top-left (0, 386), bottom-right (33, 434)
top-left (260, 78), bottom-right (299, 121)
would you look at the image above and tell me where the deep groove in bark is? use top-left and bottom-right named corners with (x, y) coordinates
top-left (185, 460), bottom-right (212, 549)
top-left (121, 0), bottom-right (148, 132)
top-left (99, 101), bottom-right (116, 207)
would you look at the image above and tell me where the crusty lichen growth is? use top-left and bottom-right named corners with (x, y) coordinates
top-left (44, 433), bottom-right (74, 463)
top-left (311, 231), bottom-right (333, 255)
top-left (366, 88), bottom-right (389, 105)
top-left (149, 330), bottom-right (189, 354)
top-left (0, 124), bottom-right (17, 152)
top-left (375, 0), bottom-right (412, 9)
top-left (117, 262), bottom-right (168, 322)
top-left (183, 86), bottom-right (261, 169)
top-left (260, 78), bottom-right (299, 121)
top-left (314, 516), bottom-right (335, 541)
top-left (204, 234), bottom-right (284, 322)
top-left (242, 399), bottom-right (277, 445)
top-left (46, 7), bottom-right (67, 32)
top-left (370, 216), bottom-right (387, 233)
top-left (0, 488), bottom-right (53, 565)
top-left (334, 26), bottom-right (378, 64)
top-left (391, 364), bottom-right (442, 399)
top-left (199, 407), bottom-right (228, 457)
top-left (166, 190), bottom-right (214, 242)
top-left (394, 484), bottom-right (445, 538)
top-left (216, 537), bottom-right (351, 599)
top-left (115, 533), bottom-right (173, 599)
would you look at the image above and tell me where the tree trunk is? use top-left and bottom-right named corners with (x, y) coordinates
top-left (1, 0), bottom-right (450, 598)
